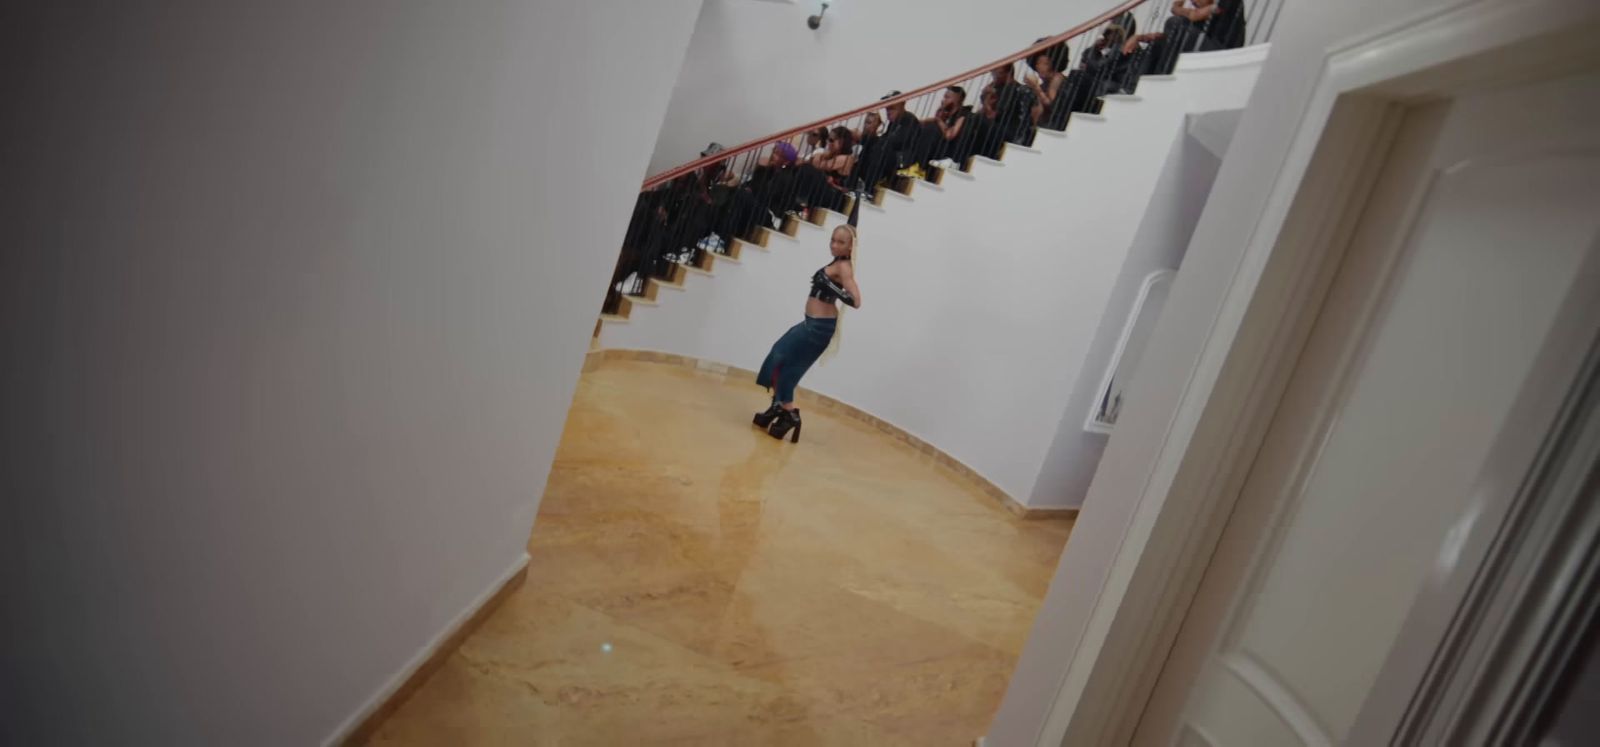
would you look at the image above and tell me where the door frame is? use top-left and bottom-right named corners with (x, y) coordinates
top-left (1033, 1), bottom-right (1600, 744)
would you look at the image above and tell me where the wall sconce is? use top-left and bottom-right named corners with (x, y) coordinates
top-left (807, 1), bottom-right (831, 30)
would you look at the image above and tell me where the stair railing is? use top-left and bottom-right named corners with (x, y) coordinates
top-left (604, 0), bottom-right (1281, 315)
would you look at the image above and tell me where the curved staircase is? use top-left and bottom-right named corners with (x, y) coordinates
top-left (595, 0), bottom-right (1277, 512)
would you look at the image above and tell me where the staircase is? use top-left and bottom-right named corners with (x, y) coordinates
top-left (594, 0), bottom-right (1275, 512)
top-left (600, 136), bottom-right (1031, 332)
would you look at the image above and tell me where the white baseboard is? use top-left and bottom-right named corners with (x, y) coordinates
top-left (322, 551), bottom-right (531, 745)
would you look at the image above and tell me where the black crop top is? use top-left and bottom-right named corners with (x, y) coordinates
top-left (809, 256), bottom-right (856, 306)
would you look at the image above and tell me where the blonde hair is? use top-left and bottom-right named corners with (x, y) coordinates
top-left (819, 224), bottom-right (857, 364)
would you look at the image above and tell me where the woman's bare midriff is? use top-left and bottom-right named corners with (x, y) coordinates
top-left (805, 297), bottom-right (839, 319)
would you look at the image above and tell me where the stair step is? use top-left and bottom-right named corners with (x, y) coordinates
top-left (1036, 127), bottom-right (1068, 139)
top-left (731, 238), bottom-right (768, 254)
top-left (648, 277), bottom-right (686, 292)
top-left (882, 188), bottom-right (914, 203)
top-left (946, 169), bottom-right (977, 181)
top-left (706, 251), bottom-right (741, 264)
top-left (815, 207), bottom-right (849, 224)
top-left (625, 294), bottom-right (658, 306)
top-left (599, 313), bottom-right (629, 324)
top-left (1008, 143), bottom-right (1042, 155)
top-left (763, 226), bottom-right (801, 244)
top-left (917, 179), bottom-right (945, 192)
top-left (971, 155), bottom-right (1005, 168)
top-left (683, 264), bottom-right (714, 277)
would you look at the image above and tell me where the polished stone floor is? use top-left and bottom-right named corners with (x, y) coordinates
top-left (366, 360), bottom-right (1073, 745)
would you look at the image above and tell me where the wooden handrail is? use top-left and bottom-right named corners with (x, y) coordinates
top-left (641, 0), bottom-right (1150, 189)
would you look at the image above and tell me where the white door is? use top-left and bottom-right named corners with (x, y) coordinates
top-left (1133, 70), bottom-right (1600, 746)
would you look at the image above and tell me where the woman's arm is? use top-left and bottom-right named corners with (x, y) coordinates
top-left (834, 261), bottom-right (862, 309)
top-left (1039, 74), bottom-right (1063, 106)
top-left (1123, 33), bottom-right (1156, 54)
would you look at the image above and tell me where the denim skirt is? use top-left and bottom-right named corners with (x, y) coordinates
top-left (756, 316), bottom-right (836, 403)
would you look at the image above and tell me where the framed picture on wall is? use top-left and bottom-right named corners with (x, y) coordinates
top-left (1085, 269), bottom-right (1175, 434)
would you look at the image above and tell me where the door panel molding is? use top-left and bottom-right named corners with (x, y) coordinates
top-left (1223, 653), bottom-right (1332, 746)
top-left (1348, 241), bottom-right (1600, 744)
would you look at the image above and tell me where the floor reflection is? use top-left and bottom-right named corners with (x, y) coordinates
top-left (365, 360), bottom-right (1073, 745)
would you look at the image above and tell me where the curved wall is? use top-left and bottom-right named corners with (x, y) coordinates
top-left (603, 47), bottom-right (1267, 507)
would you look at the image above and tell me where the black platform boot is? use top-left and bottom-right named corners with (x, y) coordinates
top-left (753, 401), bottom-right (782, 429)
top-left (767, 407), bottom-right (802, 443)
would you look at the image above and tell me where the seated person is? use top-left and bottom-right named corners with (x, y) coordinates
top-left (855, 112), bottom-right (883, 156)
top-left (1033, 36), bottom-right (1073, 75)
top-left (1078, 23), bottom-right (1140, 97)
top-left (1025, 51), bottom-right (1069, 130)
top-left (971, 86), bottom-right (1006, 160)
top-left (821, 126), bottom-right (856, 185)
top-left (1145, 0), bottom-right (1254, 74)
top-left (983, 63), bottom-right (1036, 147)
top-left (1184, 0), bottom-right (1246, 50)
top-left (854, 91), bottom-right (922, 189)
top-left (921, 85), bottom-right (974, 168)
top-left (799, 127), bottom-right (830, 162)
top-left (797, 125), bottom-right (856, 211)
top-left (733, 142), bottom-right (801, 232)
top-left (700, 143), bottom-right (741, 188)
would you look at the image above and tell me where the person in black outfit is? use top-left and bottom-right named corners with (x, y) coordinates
top-left (982, 64), bottom-right (1035, 150)
top-left (917, 85), bottom-right (973, 168)
top-left (1077, 22), bottom-right (1142, 98)
top-left (970, 86), bottom-right (1005, 159)
top-left (1026, 51), bottom-right (1070, 131)
top-left (1184, 0), bottom-right (1246, 50)
top-left (711, 141), bottom-right (800, 244)
top-left (1149, 0), bottom-right (1248, 74)
top-left (797, 126), bottom-right (855, 212)
top-left (854, 91), bottom-right (922, 190)
top-left (856, 112), bottom-right (883, 153)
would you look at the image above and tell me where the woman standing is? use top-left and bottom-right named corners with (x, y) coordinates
top-left (753, 223), bottom-right (862, 442)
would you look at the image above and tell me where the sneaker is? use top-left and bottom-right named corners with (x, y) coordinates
top-left (896, 164), bottom-right (927, 180)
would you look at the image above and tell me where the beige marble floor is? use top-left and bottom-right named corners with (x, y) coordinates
top-left (365, 360), bottom-right (1073, 746)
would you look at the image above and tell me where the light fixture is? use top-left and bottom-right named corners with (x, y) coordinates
top-left (807, 1), bottom-right (831, 30)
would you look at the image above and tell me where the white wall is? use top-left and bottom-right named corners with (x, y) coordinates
top-left (603, 51), bottom-right (1261, 508)
top-left (986, 1), bottom-right (1600, 744)
top-left (0, 1), bottom-right (699, 743)
top-left (1027, 127), bottom-right (1225, 509)
top-left (648, 0), bottom-right (1131, 175)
